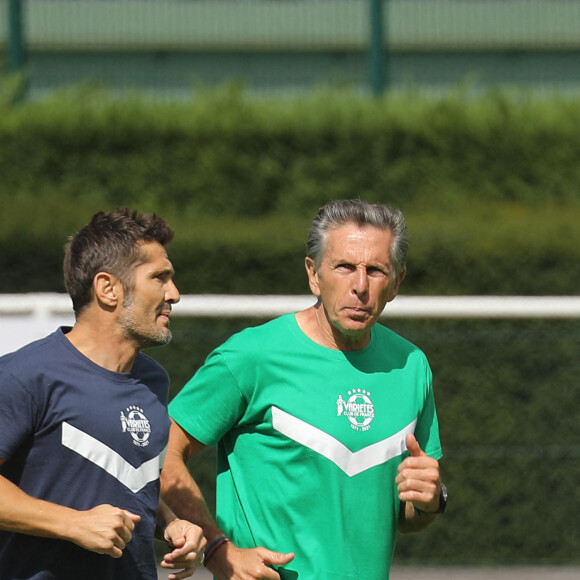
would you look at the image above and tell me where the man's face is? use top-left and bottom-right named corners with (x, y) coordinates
top-left (119, 241), bottom-right (180, 349)
top-left (306, 223), bottom-right (404, 349)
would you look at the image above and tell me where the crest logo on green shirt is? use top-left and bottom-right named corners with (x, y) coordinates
top-left (336, 389), bottom-right (375, 432)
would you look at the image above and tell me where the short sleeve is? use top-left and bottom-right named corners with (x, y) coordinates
top-left (415, 364), bottom-right (443, 461)
top-left (0, 371), bottom-right (37, 461)
top-left (169, 350), bottom-right (246, 446)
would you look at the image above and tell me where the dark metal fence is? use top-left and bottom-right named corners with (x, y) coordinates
top-left (3, 0), bottom-right (580, 100)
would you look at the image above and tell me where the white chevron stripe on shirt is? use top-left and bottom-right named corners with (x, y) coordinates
top-left (271, 406), bottom-right (416, 477)
top-left (61, 421), bottom-right (166, 493)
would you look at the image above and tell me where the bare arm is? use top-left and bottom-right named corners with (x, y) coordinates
top-left (160, 421), bottom-right (222, 540)
top-left (396, 434), bottom-right (444, 534)
top-left (160, 420), bottom-right (294, 579)
top-left (0, 458), bottom-right (139, 558)
top-left (156, 497), bottom-right (206, 580)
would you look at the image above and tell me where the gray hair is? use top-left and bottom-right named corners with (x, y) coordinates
top-left (306, 199), bottom-right (408, 276)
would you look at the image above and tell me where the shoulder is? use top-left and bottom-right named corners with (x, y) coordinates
top-left (0, 332), bottom-right (66, 421)
top-left (219, 314), bottom-right (293, 353)
top-left (196, 315), bottom-right (297, 380)
top-left (374, 322), bottom-right (421, 350)
top-left (373, 323), bottom-right (430, 366)
top-left (132, 352), bottom-right (170, 390)
top-left (133, 351), bottom-right (167, 375)
top-left (0, 330), bottom-right (63, 378)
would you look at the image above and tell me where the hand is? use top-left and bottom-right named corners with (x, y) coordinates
top-left (160, 519), bottom-right (206, 580)
top-left (70, 504), bottom-right (141, 558)
top-left (206, 541), bottom-right (295, 580)
top-left (396, 433), bottom-right (441, 514)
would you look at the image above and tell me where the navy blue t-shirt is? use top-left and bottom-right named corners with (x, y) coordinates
top-left (0, 328), bottom-right (171, 579)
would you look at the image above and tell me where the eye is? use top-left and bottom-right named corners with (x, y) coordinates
top-left (367, 266), bottom-right (388, 277)
top-left (335, 263), bottom-right (355, 272)
top-left (153, 272), bottom-right (171, 282)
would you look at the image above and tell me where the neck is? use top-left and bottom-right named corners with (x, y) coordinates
top-left (296, 304), bottom-right (371, 351)
top-left (65, 318), bottom-right (138, 373)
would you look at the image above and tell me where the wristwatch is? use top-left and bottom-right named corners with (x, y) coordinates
top-left (435, 482), bottom-right (448, 513)
top-left (416, 482), bottom-right (448, 515)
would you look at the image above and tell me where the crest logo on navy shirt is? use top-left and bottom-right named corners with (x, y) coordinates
top-left (336, 389), bottom-right (375, 432)
top-left (120, 405), bottom-right (152, 447)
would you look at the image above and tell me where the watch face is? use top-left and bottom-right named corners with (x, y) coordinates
top-left (439, 483), bottom-right (448, 513)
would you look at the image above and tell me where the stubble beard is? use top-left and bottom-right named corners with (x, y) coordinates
top-left (121, 295), bottom-right (173, 350)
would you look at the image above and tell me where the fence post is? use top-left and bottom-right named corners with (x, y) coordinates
top-left (369, 0), bottom-right (388, 96)
top-left (7, 0), bottom-right (27, 102)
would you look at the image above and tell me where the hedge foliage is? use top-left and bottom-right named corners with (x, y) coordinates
top-left (390, 318), bottom-right (580, 565)
top-left (1, 85), bottom-right (580, 295)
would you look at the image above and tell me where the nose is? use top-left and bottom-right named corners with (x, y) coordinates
top-left (166, 279), bottom-right (180, 304)
top-left (352, 267), bottom-right (369, 296)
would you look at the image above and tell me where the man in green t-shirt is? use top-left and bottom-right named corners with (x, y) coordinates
top-left (162, 199), bottom-right (447, 579)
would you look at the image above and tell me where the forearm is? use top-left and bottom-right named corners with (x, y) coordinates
top-left (161, 449), bottom-right (223, 542)
top-left (0, 475), bottom-right (78, 541)
top-left (155, 498), bottom-right (178, 541)
top-left (1, 465), bottom-right (140, 558)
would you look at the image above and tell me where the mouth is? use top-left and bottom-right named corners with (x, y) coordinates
top-left (345, 305), bottom-right (370, 314)
top-left (158, 307), bottom-right (172, 322)
top-left (344, 307), bottom-right (371, 320)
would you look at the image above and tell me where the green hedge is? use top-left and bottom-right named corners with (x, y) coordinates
top-left (2, 86), bottom-right (580, 295)
top-left (3, 86), bottom-right (580, 216)
top-left (2, 206), bottom-right (580, 295)
top-left (390, 318), bottom-right (580, 565)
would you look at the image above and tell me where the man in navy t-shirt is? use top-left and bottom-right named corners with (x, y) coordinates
top-left (0, 209), bottom-right (205, 579)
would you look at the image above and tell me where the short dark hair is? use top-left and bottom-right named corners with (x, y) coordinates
top-left (306, 199), bottom-right (408, 276)
top-left (63, 208), bottom-right (174, 316)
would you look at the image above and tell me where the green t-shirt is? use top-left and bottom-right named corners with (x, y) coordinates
top-left (170, 313), bottom-right (442, 580)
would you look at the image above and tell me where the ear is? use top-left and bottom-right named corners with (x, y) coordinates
top-left (305, 257), bottom-right (321, 297)
top-left (387, 268), bottom-right (406, 303)
top-left (93, 272), bottom-right (122, 308)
